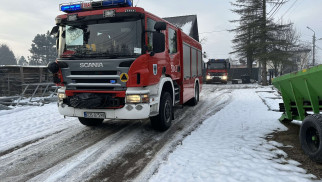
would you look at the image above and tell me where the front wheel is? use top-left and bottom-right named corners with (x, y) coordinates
top-left (150, 92), bottom-right (173, 131)
top-left (78, 117), bottom-right (104, 126)
top-left (300, 114), bottom-right (322, 163)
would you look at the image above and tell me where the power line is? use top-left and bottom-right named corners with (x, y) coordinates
top-left (299, 40), bottom-right (313, 44)
top-left (268, 0), bottom-right (285, 19)
top-left (276, 0), bottom-right (299, 22)
top-left (270, 1), bottom-right (284, 18)
top-left (199, 30), bottom-right (228, 34)
top-left (281, 0), bottom-right (298, 18)
top-left (267, 0), bottom-right (281, 15)
top-left (135, 0), bottom-right (140, 7)
top-left (303, 34), bottom-right (313, 38)
top-left (286, 0), bottom-right (303, 17)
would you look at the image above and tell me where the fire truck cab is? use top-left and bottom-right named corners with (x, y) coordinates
top-left (48, 0), bottom-right (203, 131)
top-left (205, 59), bottom-right (230, 84)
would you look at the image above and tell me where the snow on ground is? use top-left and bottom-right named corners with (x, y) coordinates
top-left (0, 103), bottom-right (76, 152)
top-left (256, 86), bottom-right (283, 111)
top-left (0, 85), bottom-right (317, 181)
top-left (149, 88), bottom-right (315, 182)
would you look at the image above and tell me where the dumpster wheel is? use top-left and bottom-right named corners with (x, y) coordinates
top-left (300, 115), bottom-right (322, 163)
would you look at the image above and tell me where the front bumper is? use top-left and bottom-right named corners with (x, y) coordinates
top-left (206, 76), bottom-right (227, 83)
top-left (57, 86), bottom-right (160, 120)
top-left (58, 102), bottom-right (150, 120)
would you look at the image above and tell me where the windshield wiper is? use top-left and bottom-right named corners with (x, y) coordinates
top-left (108, 54), bottom-right (139, 59)
top-left (74, 47), bottom-right (90, 57)
top-left (66, 49), bottom-right (139, 59)
top-left (85, 53), bottom-right (138, 59)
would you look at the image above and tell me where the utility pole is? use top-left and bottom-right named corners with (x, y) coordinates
top-left (260, 0), bottom-right (268, 86)
top-left (307, 26), bottom-right (316, 66)
top-left (312, 32), bottom-right (316, 66)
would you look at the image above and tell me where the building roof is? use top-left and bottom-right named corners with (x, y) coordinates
top-left (163, 15), bottom-right (199, 42)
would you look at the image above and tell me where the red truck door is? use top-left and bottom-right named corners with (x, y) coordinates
top-left (168, 27), bottom-right (181, 80)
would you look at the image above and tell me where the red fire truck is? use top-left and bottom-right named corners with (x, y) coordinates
top-left (205, 59), bottom-right (230, 84)
top-left (48, 0), bottom-right (203, 131)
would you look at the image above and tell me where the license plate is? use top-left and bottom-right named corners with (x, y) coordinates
top-left (84, 112), bottom-right (106, 119)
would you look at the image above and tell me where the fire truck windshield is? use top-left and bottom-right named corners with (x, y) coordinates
top-left (208, 62), bottom-right (226, 69)
top-left (59, 19), bottom-right (142, 59)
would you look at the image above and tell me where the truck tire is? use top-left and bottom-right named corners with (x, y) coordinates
top-left (189, 84), bottom-right (199, 106)
top-left (300, 114), bottom-right (322, 163)
top-left (150, 92), bottom-right (173, 131)
top-left (78, 117), bottom-right (104, 126)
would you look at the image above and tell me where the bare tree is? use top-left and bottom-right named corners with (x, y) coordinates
top-left (268, 22), bottom-right (300, 76)
top-left (230, 0), bottom-right (291, 85)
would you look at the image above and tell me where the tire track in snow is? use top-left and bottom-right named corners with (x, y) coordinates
top-left (0, 129), bottom-right (66, 157)
top-left (91, 88), bottom-right (232, 181)
top-left (30, 121), bottom-right (147, 182)
top-left (0, 120), bottom-right (137, 182)
top-left (0, 85), bottom-right (232, 182)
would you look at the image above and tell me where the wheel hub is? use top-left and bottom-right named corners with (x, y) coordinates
top-left (306, 127), bottom-right (320, 152)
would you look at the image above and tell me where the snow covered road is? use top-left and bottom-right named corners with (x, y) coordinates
top-left (0, 85), bottom-right (231, 181)
top-left (0, 84), bottom-right (317, 181)
top-left (147, 87), bottom-right (315, 182)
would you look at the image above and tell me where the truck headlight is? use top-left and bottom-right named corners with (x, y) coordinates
top-left (58, 93), bottom-right (67, 101)
top-left (206, 75), bottom-right (212, 80)
top-left (222, 76), bottom-right (228, 80)
top-left (141, 94), bottom-right (149, 103)
top-left (126, 95), bottom-right (141, 103)
top-left (126, 94), bottom-right (149, 104)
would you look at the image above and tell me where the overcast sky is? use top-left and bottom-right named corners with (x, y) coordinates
top-left (0, 0), bottom-right (321, 61)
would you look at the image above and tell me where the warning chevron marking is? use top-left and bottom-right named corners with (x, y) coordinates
top-left (120, 73), bottom-right (129, 82)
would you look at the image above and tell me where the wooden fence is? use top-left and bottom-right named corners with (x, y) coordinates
top-left (0, 66), bottom-right (53, 96)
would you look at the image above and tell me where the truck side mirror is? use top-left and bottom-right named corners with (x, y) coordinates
top-left (152, 32), bottom-right (165, 54)
top-left (154, 22), bottom-right (166, 31)
top-left (50, 26), bottom-right (59, 37)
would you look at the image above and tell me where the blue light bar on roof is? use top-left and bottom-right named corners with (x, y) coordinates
top-left (102, 0), bottom-right (132, 7)
top-left (61, 4), bottom-right (82, 12)
top-left (60, 0), bottom-right (132, 12)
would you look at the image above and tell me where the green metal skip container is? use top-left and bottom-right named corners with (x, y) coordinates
top-left (273, 65), bottom-right (322, 163)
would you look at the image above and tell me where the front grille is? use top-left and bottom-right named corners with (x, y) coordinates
top-left (66, 71), bottom-right (122, 90)
top-left (59, 58), bottom-right (134, 91)
top-left (71, 71), bottom-right (117, 75)
top-left (73, 79), bottom-right (117, 83)
top-left (209, 72), bottom-right (225, 76)
top-left (65, 93), bottom-right (125, 109)
top-left (75, 87), bottom-right (115, 90)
